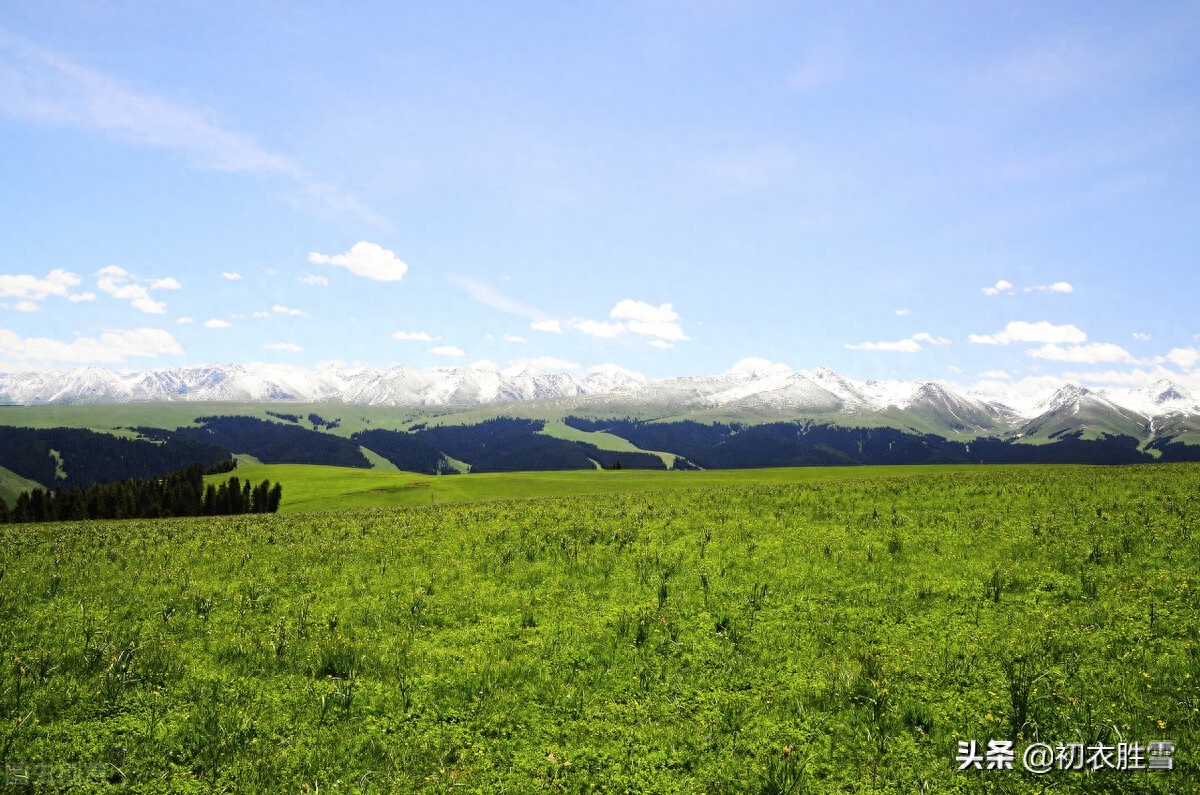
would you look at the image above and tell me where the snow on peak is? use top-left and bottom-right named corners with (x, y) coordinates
top-left (726, 358), bottom-right (792, 378)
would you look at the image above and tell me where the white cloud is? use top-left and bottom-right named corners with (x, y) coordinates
top-left (251, 311), bottom-right (270, 318)
top-left (571, 319), bottom-right (626, 339)
top-left (272, 304), bottom-right (306, 317)
top-left (68, 292), bottom-right (95, 302)
top-left (95, 265), bottom-right (167, 314)
top-left (894, 308), bottom-right (911, 316)
top-left (14, 300), bottom-right (39, 312)
top-left (203, 319), bottom-right (232, 329)
top-left (531, 319), bottom-right (562, 333)
top-left (1133, 332), bottom-right (1151, 341)
top-left (150, 277), bottom-right (181, 290)
top-left (846, 330), bottom-right (950, 353)
top-left (1027, 342), bottom-right (1135, 363)
top-left (1024, 281), bottom-right (1074, 294)
top-left (431, 345), bottom-right (464, 357)
top-left (568, 300), bottom-right (690, 344)
top-left (648, 340), bottom-right (674, 349)
top-left (1165, 347), bottom-right (1200, 370)
top-left (176, 317), bottom-right (194, 325)
top-left (610, 300), bottom-right (689, 341)
top-left (308, 241), bottom-right (408, 282)
top-left (392, 331), bottom-right (436, 341)
top-left (298, 272), bottom-right (328, 287)
top-left (845, 338), bottom-right (923, 353)
top-left (0, 268), bottom-right (81, 301)
top-left (504, 356), bottom-right (580, 372)
top-left (221, 272), bottom-right (243, 281)
top-left (968, 320), bottom-right (1087, 345)
top-left (264, 342), bottom-right (303, 352)
top-left (982, 279), bottom-right (1014, 296)
top-left (980, 369), bottom-right (1011, 379)
top-left (0, 326), bottom-right (182, 364)
top-left (503, 334), bottom-right (527, 344)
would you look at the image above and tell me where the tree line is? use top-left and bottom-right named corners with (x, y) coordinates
top-left (0, 463), bottom-right (282, 524)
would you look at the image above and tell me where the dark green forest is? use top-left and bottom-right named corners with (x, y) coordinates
top-left (0, 426), bottom-right (229, 489)
top-left (562, 417), bottom-right (1177, 468)
top-left (0, 464), bottom-right (281, 523)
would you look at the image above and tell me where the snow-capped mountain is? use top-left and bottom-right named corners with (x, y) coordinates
top-left (1, 364), bottom-right (1197, 441)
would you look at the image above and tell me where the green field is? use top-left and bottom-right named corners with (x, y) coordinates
top-left (3, 464), bottom-right (1198, 792)
top-left (0, 464), bottom-right (45, 506)
top-left (215, 462), bottom-right (1031, 513)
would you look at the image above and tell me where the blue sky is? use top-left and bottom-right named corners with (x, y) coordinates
top-left (1, 2), bottom-right (1198, 394)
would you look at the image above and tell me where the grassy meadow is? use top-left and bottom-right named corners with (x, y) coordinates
top-left (222, 461), bottom-right (1028, 514)
top-left (2, 464), bottom-right (1198, 792)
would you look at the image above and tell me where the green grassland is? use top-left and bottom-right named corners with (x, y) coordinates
top-left (0, 463), bottom-right (44, 506)
top-left (3, 464), bottom-right (1198, 793)
top-left (217, 462), bottom-right (1030, 514)
top-left (538, 420), bottom-right (676, 467)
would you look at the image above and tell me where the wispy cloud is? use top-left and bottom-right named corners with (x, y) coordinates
top-left (264, 342), bottom-right (303, 352)
top-left (221, 272), bottom-right (243, 281)
top-left (431, 345), bottom-right (465, 357)
top-left (203, 319), bottom-right (232, 329)
top-left (0, 35), bottom-right (381, 224)
top-left (454, 276), bottom-right (550, 321)
top-left (272, 304), bottom-right (306, 317)
top-left (392, 331), bottom-right (437, 341)
top-left (1023, 281), bottom-right (1074, 293)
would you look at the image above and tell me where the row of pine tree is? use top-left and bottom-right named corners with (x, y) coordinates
top-left (0, 463), bottom-right (281, 523)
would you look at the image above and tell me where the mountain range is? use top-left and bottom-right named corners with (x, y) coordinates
top-left (1, 363), bottom-right (1199, 445)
